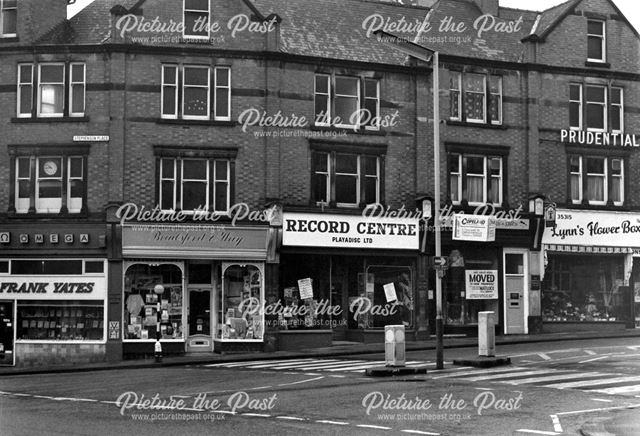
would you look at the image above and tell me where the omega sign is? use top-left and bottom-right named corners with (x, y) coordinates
top-left (560, 129), bottom-right (639, 147)
top-left (282, 213), bottom-right (419, 250)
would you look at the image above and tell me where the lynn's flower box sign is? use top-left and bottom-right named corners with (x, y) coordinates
top-left (452, 215), bottom-right (496, 242)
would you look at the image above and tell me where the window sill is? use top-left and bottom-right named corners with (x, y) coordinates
top-left (285, 204), bottom-right (386, 215)
top-left (7, 212), bottom-right (89, 219)
top-left (156, 118), bottom-right (236, 127)
top-left (11, 116), bottom-right (90, 123)
top-left (446, 120), bottom-right (506, 130)
top-left (0, 36), bottom-right (18, 43)
top-left (310, 125), bottom-right (386, 136)
top-left (564, 203), bottom-right (629, 212)
top-left (585, 60), bottom-right (610, 68)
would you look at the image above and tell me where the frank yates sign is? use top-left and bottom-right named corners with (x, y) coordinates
top-left (542, 209), bottom-right (640, 248)
top-left (283, 213), bottom-right (419, 250)
top-left (560, 130), bottom-right (639, 147)
top-left (0, 277), bottom-right (106, 300)
top-left (465, 270), bottom-right (498, 299)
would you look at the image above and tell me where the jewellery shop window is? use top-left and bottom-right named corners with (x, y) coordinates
top-left (351, 266), bottom-right (414, 329)
top-left (542, 255), bottom-right (627, 322)
top-left (217, 263), bottom-right (264, 341)
top-left (17, 300), bottom-right (104, 341)
top-left (124, 263), bottom-right (184, 340)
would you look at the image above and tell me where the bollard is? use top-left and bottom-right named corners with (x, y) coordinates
top-left (385, 325), bottom-right (406, 367)
top-left (478, 311), bottom-right (495, 357)
top-left (154, 338), bottom-right (163, 363)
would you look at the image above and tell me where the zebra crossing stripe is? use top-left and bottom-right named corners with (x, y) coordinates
top-left (545, 375), bottom-right (640, 389)
top-left (205, 358), bottom-right (315, 367)
top-left (461, 369), bottom-right (556, 382)
top-left (503, 372), bottom-right (606, 385)
top-left (589, 384), bottom-right (640, 395)
top-left (432, 366), bottom-right (530, 379)
top-left (285, 360), bottom-right (367, 370)
top-left (242, 359), bottom-right (343, 369)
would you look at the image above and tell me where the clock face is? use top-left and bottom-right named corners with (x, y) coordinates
top-left (43, 160), bottom-right (58, 176)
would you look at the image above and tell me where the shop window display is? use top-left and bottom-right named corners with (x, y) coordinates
top-left (17, 300), bottom-right (104, 341)
top-left (124, 263), bottom-right (184, 340)
top-left (356, 266), bottom-right (414, 329)
top-left (217, 263), bottom-right (264, 340)
top-left (542, 255), bottom-right (626, 322)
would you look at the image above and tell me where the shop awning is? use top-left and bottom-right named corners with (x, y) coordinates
top-left (545, 244), bottom-right (633, 254)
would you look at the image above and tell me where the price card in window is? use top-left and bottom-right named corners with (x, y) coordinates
top-left (297, 278), bottom-right (313, 300)
top-left (383, 283), bottom-right (397, 303)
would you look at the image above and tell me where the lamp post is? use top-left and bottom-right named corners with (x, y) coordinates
top-left (374, 31), bottom-right (444, 369)
top-left (154, 284), bottom-right (164, 362)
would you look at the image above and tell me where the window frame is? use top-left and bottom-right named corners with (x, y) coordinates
top-left (363, 78), bottom-right (380, 131)
top-left (585, 156), bottom-right (607, 205)
top-left (313, 74), bottom-right (380, 130)
top-left (161, 64), bottom-right (179, 119)
top-left (448, 71), bottom-right (502, 126)
top-left (569, 83), bottom-right (583, 130)
top-left (212, 159), bottom-right (231, 212)
top-left (570, 155), bottom-right (583, 204)
top-left (449, 71), bottom-right (462, 121)
top-left (333, 76), bottom-right (361, 129)
top-left (587, 19), bottom-right (606, 63)
top-left (69, 63), bottom-right (86, 117)
top-left (183, 0), bottom-right (210, 40)
top-left (17, 63), bottom-right (33, 118)
top-left (585, 84), bottom-right (607, 133)
top-left (0, 0), bottom-right (17, 38)
top-left (448, 152), bottom-right (504, 207)
top-left (67, 156), bottom-right (84, 214)
top-left (37, 63), bottom-right (65, 118)
top-left (610, 86), bottom-right (623, 134)
top-left (181, 65), bottom-right (210, 120)
top-left (568, 155), bottom-right (624, 206)
top-left (180, 158), bottom-right (210, 213)
top-left (314, 74), bottom-right (331, 127)
top-left (463, 73), bottom-right (487, 124)
top-left (214, 66), bottom-right (231, 121)
top-left (489, 75), bottom-right (502, 125)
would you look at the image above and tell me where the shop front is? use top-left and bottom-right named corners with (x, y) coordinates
top-left (0, 224), bottom-right (109, 367)
top-left (541, 210), bottom-right (638, 332)
top-left (120, 224), bottom-right (272, 356)
top-left (425, 211), bottom-right (533, 336)
top-left (279, 212), bottom-right (421, 349)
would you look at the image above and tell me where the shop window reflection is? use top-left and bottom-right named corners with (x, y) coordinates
top-left (217, 263), bottom-right (264, 341)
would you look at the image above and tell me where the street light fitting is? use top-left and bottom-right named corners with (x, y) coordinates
top-left (372, 30), bottom-right (435, 63)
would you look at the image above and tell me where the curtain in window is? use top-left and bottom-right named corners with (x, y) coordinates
top-left (467, 176), bottom-right (483, 203)
top-left (587, 176), bottom-right (604, 201)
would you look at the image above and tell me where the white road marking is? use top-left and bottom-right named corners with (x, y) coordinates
top-left (503, 372), bottom-right (605, 385)
top-left (461, 369), bottom-right (554, 382)
top-left (242, 359), bottom-right (342, 369)
top-left (584, 350), bottom-right (597, 355)
top-left (290, 360), bottom-right (367, 370)
top-left (241, 413), bottom-right (270, 418)
top-left (246, 386), bottom-right (272, 390)
top-left (315, 420), bottom-right (349, 426)
top-left (204, 358), bottom-right (314, 367)
top-left (555, 403), bottom-right (640, 416)
top-left (589, 385), bottom-right (640, 395)
top-left (538, 353), bottom-right (551, 361)
top-left (515, 430), bottom-right (560, 435)
top-left (276, 416), bottom-right (306, 421)
top-left (303, 373), bottom-right (322, 376)
top-left (590, 398), bottom-right (613, 403)
top-left (545, 376), bottom-right (640, 389)
top-left (276, 376), bottom-right (324, 387)
top-left (551, 414), bottom-right (563, 433)
top-left (401, 430), bottom-right (440, 435)
top-left (578, 355), bottom-right (610, 364)
top-left (432, 367), bottom-right (529, 379)
top-left (356, 424), bottom-right (392, 430)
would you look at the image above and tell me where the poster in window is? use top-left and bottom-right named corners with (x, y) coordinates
top-left (465, 270), bottom-right (499, 299)
top-left (383, 283), bottom-right (397, 303)
top-left (297, 278), bottom-right (313, 300)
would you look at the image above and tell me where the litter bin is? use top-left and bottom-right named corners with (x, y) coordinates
top-left (385, 325), bottom-right (406, 367)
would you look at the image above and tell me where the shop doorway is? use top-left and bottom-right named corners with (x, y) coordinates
top-left (503, 250), bottom-right (528, 334)
top-left (187, 288), bottom-right (213, 352)
top-left (0, 301), bottom-right (15, 366)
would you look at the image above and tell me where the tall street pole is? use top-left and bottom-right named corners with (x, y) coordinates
top-left (432, 51), bottom-right (443, 370)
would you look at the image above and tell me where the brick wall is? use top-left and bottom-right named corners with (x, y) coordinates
top-left (15, 343), bottom-right (106, 367)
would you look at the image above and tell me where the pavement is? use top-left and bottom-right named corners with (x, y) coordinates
top-left (2, 328), bottom-right (640, 376)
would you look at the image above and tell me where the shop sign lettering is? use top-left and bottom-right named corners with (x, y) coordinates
top-left (0, 282), bottom-right (95, 294)
top-left (561, 129), bottom-right (640, 147)
top-left (543, 209), bottom-right (640, 248)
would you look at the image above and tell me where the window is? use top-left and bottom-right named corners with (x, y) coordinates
top-left (16, 62), bottom-right (86, 118)
top-left (161, 64), bottom-right (230, 120)
top-left (569, 155), bottom-right (623, 206)
top-left (569, 84), bottom-right (623, 132)
top-left (448, 153), bottom-right (503, 206)
top-left (312, 151), bottom-right (381, 207)
top-left (14, 155), bottom-right (86, 214)
top-left (587, 19), bottom-right (606, 62)
top-left (183, 0), bottom-right (209, 39)
top-left (0, 0), bottom-right (16, 37)
top-left (17, 301), bottom-right (104, 341)
top-left (159, 157), bottom-right (231, 213)
top-left (314, 74), bottom-right (380, 130)
top-left (449, 71), bottom-right (502, 125)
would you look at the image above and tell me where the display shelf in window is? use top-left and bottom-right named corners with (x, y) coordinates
top-left (17, 301), bottom-right (104, 341)
top-left (217, 263), bottom-right (264, 341)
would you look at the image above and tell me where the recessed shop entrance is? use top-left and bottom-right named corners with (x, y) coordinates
top-left (0, 301), bottom-right (15, 366)
top-left (186, 262), bottom-right (214, 353)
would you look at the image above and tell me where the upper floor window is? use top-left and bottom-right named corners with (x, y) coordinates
top-left (0, 0), bottom-right (16, 37)
top-left (161, 65), bottom-right (230, 121)
top-left (13, 155), bottom-right (86, 214)
top-left (17, 62), bottom-right (86, 118)
top-left (312, 151), bottom-right (381, 207)
top-left (183, 0), bottom-right (209, 39)
top-left (159, 157), bottom-right (231, 213)
top-left (449, 72), bottom-right (502, 125)
top-left (449, 153), bottom-right (503, 206)
top-left (314, 74), bottom-right (380, 130)
top-left (587, 20), bottom-right (606, 62)
top-left (569, 83), bottom-right (622, 132)
top-left (569, 155), bottom-right (623, 206)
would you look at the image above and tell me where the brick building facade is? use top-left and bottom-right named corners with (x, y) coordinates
top-left (0, 0), bottom-right (638, 365)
